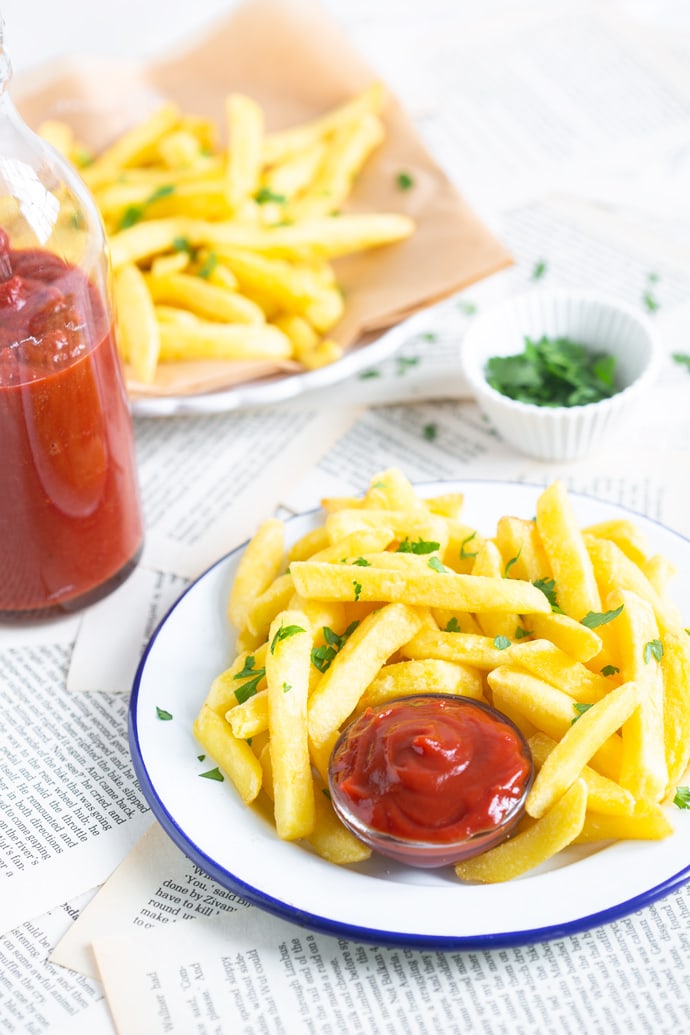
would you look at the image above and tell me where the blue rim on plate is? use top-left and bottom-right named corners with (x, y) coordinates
top-left (128, 480), bottom-right (690, 947)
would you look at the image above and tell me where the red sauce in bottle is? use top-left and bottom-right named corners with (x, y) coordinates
top-left (329, 695), bottom-right (532, 866)
top-left (0, 230), bottom-right (143, 615)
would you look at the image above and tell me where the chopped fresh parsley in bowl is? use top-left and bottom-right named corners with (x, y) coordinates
top-left (460, 290), bottom-right (660, 461)
top-left (485, 335), bottom-right (618, 408)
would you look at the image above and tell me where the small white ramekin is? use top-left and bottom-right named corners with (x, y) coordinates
top-left (460, 290), bottom-right (661, 462)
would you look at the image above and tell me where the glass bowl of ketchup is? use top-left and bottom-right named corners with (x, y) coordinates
top-left (328, 694), bottom-right (534, 869)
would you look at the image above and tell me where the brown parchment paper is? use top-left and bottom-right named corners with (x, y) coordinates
top-left (16, 0), bottom-right (512, 401)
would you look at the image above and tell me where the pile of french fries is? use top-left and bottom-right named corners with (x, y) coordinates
top-left (193, 470), bottom-right (690, 881)
top-left (39, 83), bottom-right (415, 384)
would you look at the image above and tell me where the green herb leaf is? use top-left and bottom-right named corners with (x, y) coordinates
top-left (233, 655), bottom-right (266, 703)
top-left (255, 186), bottom-right (287, 205)
top-left (396, 171), bottom-right (414, 190)
top-left (515, 625), bottom-right (531, 640)
top-left (156, 706), bottom-right (173, 721)
top-left (642, 291), bottom-right (660, 313)
top-left (359, 369), bottom-right (381, 380)
top-left (282, 682), bottom-right (292, 694)
top-left (199, 767), bottom-right (224, 782)
top-left (311, 621), bottom-right (359, 673)
top-left (445, 617), bottom-right (461, 633)
top-left (117, 184), bottom-right (175, 230)
top-left (428, 556), bottom-right (453, 574)
top-left (581, 605), bottom-right (624, 629)
top-left (485, 335), bottom-right (618, 408)
top-left (673, 787), bottom-right (690, 809)
top-left (459, 532), bottom-right (478, 560)
top-left (351, 556), bottom-right (371, 566)
top-left (270, 623), bottom-right (306, 654)
top-left (353, 580), bottom-right (362, 602)
top-left (533, 577), bottom-right (562, 613)
top-left (504, 548), bottom-right (522, 577)
top-left (601, 665), bottom-right (620, 677)
top-left (397, 537), bottom-right (441, 555)
top-left (643, 639), bottom-right (664, 664)
top-left (197, 754), bottom-right (205, 761)
top-left (197, 252), bottom-right (218, 279)
top-left (531, 259), bottom-right (547, 281)
top-left (396, 355), bottom-right (420, 375)
top-left (571, 702), bottom-right (593, 724)
top-left (494, 635), bottom-right (511, 650)
top-left (423, 423), bottom-right (438, 441)
top-left (458, 299), bottom-right (477, 316)
top-left (672, 353), bottom-right (690, 373)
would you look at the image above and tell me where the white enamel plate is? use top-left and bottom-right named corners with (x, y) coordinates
top-left (129, 481), bottom-right (690, 947)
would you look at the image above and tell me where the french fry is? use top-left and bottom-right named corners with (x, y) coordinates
top-left (193, 704), bottom-right (262, 803)
top-left (526, 611), bottom-right (602, 664)
top-left (207, 643), bottom-right (268, 715)
top-left (266, 610), bottom-right (314, 840)
top-left (359, 658), bottom-right (484, 708)
top-left (113, 263), bottom-right (160, 382)
top-left (225, 94), bottom-right (264, 211)
top-left (228, 519), bottom-right (285, 629)
top-left (495, 515), bottom-right (551, 582)
top-left (660, 630), bottom-right (690, 788)
top-left (536, 480), bottom-right (601, 620)
top-left (401, 629), bottom-right (515, 671)
top-left (454, 780), bottom-right (588, 883)
top-left (227, 689), bottom-right (268, 739)
top-left (526, 681), bottom-right (640, 818)
top-left (607, 588), bottom-right (668, 802)
top-left (307, 602), bottom-right (422, 752)
top-left (290, 560), bottom-right (552, 614)
top-left (574, 804), bottom-right (673, 843)
top-left (509, 639), bottom-right (612, 703)
top-left (528, 733), bottom-right (635, 817)
top-left (488, 666), bottom-right (623, 781)
top-left (157, 319), bottom-right (293, 362)
top-left (471, 539), bottom-right (519, 640)
top-left (146, 271), bottom-right (265, 323)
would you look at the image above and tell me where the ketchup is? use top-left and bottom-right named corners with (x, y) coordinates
top-left (0, 230), bottom-right (143, 615)
top-left (329, 695), bottom-right (532, 858)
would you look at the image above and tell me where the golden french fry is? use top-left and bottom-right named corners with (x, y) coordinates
top-left (146, 271), bottom-right (265, 324)
top-left (307, 602), bottom-right (422, 752)
top-left (488, 666), bottom-right (622, 781)
top-left (528, 733), bottom-right (635, 816)
top-left (509, 639), bottom-right (611, 703)
top-left (83, 102), bottom-right (181, 189)
top-left (113, 263), bottom-right (160, 383)
top-left (227, 689), bottom-right (268, 739)
top-left (245, 573), bottom-right (296, 641)
top-left (266, 610), bottom-right (314, 840)
top-left (228, 519), bottom-right (285, 629)
top-left (661, 630), bottom-right (690, 787)
top-left (454, 780), bottom-right (588, 883)
top-left (290, 560), bottom-right (552, 614)
top-left (157, 319), bottom-right (293, 361)
top-left (207, 643), bottom-right (268, 715)
top-left (536, 480), bottom-right (601, 620)
top-left (359, 658), bottom-right (484, 708)
top-left (495, 515), bottom-right (551, 582)
top-left (193, 704), bottom-right (262, 803)
top-left (607, 588), bottom-right (668, 802)
top-left (471, 539), bottom-right (518, 640)
top-left (307, 777), bottom-right (372, 863)
top-left (586, 535), bottom-right (682, 635)
top-left (401, 628), bottom-right (514, 671)
top-left (526, 611), bottom-right (602, 664)
top-left (583, 519), bottom-right (649, 568)
top-left (225, 94), bottom-right (264, 210)
top-left (574, 805), bottom-right (673, 843)
top-left (526, 681), bottom-right (640, 818)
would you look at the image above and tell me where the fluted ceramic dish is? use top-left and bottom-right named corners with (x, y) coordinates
top-left (460, 290), bottom-right (660, 461)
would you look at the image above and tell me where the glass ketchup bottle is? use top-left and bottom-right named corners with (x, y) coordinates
top-left (0, 22), bottom-right (144, 618)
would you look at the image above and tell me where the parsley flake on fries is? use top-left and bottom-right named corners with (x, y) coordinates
top-left (39, 83), bottom-right (414, 385)
top-left (193, 470), bottom-right (690, 880)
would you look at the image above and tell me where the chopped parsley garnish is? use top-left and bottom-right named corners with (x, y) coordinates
top-left (445, 617), bottom-right (461, 633)
top-left (397, 537), bottom-right (440, 555)
top-left (197, 754), bottom-right (206, 762)
top-left (396, 355), bottom-right (420, 375)
top-left (353, 580), bottom-right (363, 601)
top-left (255, 186), bottom-right (287, 205)
top-left (601, 665), bottom-right (620, 677)
top-left (233, 655), bottom-right (265, 703)
top-left (459, 532), bottom-right (478, 560)
top-left (396, 171), bottom-right (414, 190)
top-left (117, 184), bottom-right (175, 230)
top-left (359, 369), bottom-right (381, 379)
top-left (486, 336), bottom-right (617, 407)
top-left (423, 423), bottom-right (438, 441)
top-left (311, 621), bottom-right (359, 673)
top-left (199, 767), bottom-right (224, 782)
top-left (270, 623), bottom-right (306, 654)
top-left (351, 556), bottom-right (371, 566)
top-left (515, 625), bottom-right (531, 640)
top-left (156, 706), bottom-right (173, 721)
top-left (531, 259), bottom-right (547, 281)
top-left (458, 299), bottom-right (477, 316)
top-left (673, 787), bottom-right (690, 809)
top-left (428, 556), bottom-right (452, 574)
top-left (581, 605), bottom-right (624, 629)
top-left (533, 577), bottom-right (562, 612)
top-left (504, 549), bottom-right (522, 577)
top-left (672, 354), bottom-right (690, 373)
top-left (197, 252), bottom-right (218, 279)
top-left (282, 682), bottom-right (292, 694)
top-left (643, 639), bottom-right (664, 664)
top-left (494, 635), bottom-right (511, 650)
top-left (571, 702), bottom-right (593, 724)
